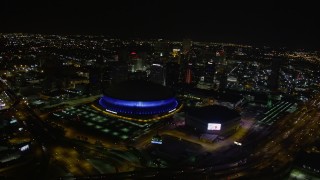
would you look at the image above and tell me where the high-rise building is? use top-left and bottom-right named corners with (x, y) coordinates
top-left (197, 61), bottom-right (216, 90)
top-left (165, 62), bottom-right (179, 88)
top-left (182, 39), bottom-right (192, 54)
top-left (118, 49), bottom-right (129, 62)
top-left (268, 58), bottom-right (281, 91)
top-left (149, 64), bottom-right (165, 86)
top-left (171, 48), bottom-right (181, 64)
top-left (88, 65), bottom-right (105, 93)
top-left (154, 39), bottom-right (170, 62)
top-left (134, 58), bottom-right (145, 72)
top-left (204, 61), bottom-right (215, 84)
top-left (216, 47), bottom-right (227, 65)
top-left (99, 62), bottom-right (128, 88)
top-left (108, 62), bottom-right (128, 84)
top-left (185, 63), bottom-right (193, 84)
top-left (129, 52), bottom-right (146, 72)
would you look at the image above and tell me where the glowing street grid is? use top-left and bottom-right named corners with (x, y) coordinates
top-left (58, 104), bottom-right (155, 141)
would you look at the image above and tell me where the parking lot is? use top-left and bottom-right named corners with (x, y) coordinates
top-left (52, 104), bottom-right (156, 142)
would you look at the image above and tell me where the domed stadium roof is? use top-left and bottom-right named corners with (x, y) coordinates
top-left (103, 80), bottom-right (174, 101)
top-left (99, 80), bottom-right (179, 118)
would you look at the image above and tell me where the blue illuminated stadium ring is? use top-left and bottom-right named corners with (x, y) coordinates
top-left (98, 80), bottom-right (180, 117)
top-left (101, 96), bottom-right (177, 107)
top-left (99, 96), bottom-right (178, 115)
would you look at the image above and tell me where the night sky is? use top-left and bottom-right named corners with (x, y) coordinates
top-left (1, 0), bottom-right (318, 49)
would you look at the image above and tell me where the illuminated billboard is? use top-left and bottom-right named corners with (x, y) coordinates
top-left (208, 123), bottom-right (221, 130)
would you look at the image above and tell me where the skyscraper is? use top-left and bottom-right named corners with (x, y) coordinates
top-left (108, 62), bottom-right (128, 84)
top-left (118, 49), bottom-right (129, 62)
top-left (197, 61), bottom-right (216, 90)
top-left (154, 39), bottom-right (170, 62)
top-left (216, 47), bottom-right (227, 65)
top-left (129, 52), bottom-right (146, 72)
top-left (204, 61), bottom-right (215, 84)
top-left (182, 39), bottom-right (192, 54)
top-left (268, 58), bottom-right (281, 91)
top-left (102, 61), bottom-right (128, 84)
top-left (165, 62), bottom-right (179, 88)
top-left (185, 63), bottom-right (193, 84)
top-left (149, 63), bottom-right (165, 85)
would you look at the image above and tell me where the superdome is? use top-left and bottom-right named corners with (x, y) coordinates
top-left (98, 80), bottom-right (180, 119)
top-left (103, 80), bottom-right (174, 101)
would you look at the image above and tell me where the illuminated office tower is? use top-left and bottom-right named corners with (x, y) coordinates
top-left (185, 63), bottom-right (193, 84)
top-left (204, 61), bottom-right (215, 84)
top-left (129, 52), bottom-right (146, 72)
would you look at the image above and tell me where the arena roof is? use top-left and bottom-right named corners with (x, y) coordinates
top-left (187, 105), bottom-right (240, 123)
top-left (103, 80), bottom-right (174, 101)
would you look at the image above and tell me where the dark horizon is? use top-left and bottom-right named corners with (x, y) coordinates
top-left (1, 0), bottom-right (318, 50)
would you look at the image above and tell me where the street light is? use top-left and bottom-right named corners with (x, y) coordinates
top-left (234, 141), bottom-right (242, 146)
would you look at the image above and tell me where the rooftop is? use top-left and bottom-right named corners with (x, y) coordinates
top-left (103, 80), bottom-right (174, 101)
top-left (187, 105), bottom-right (240, 123)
